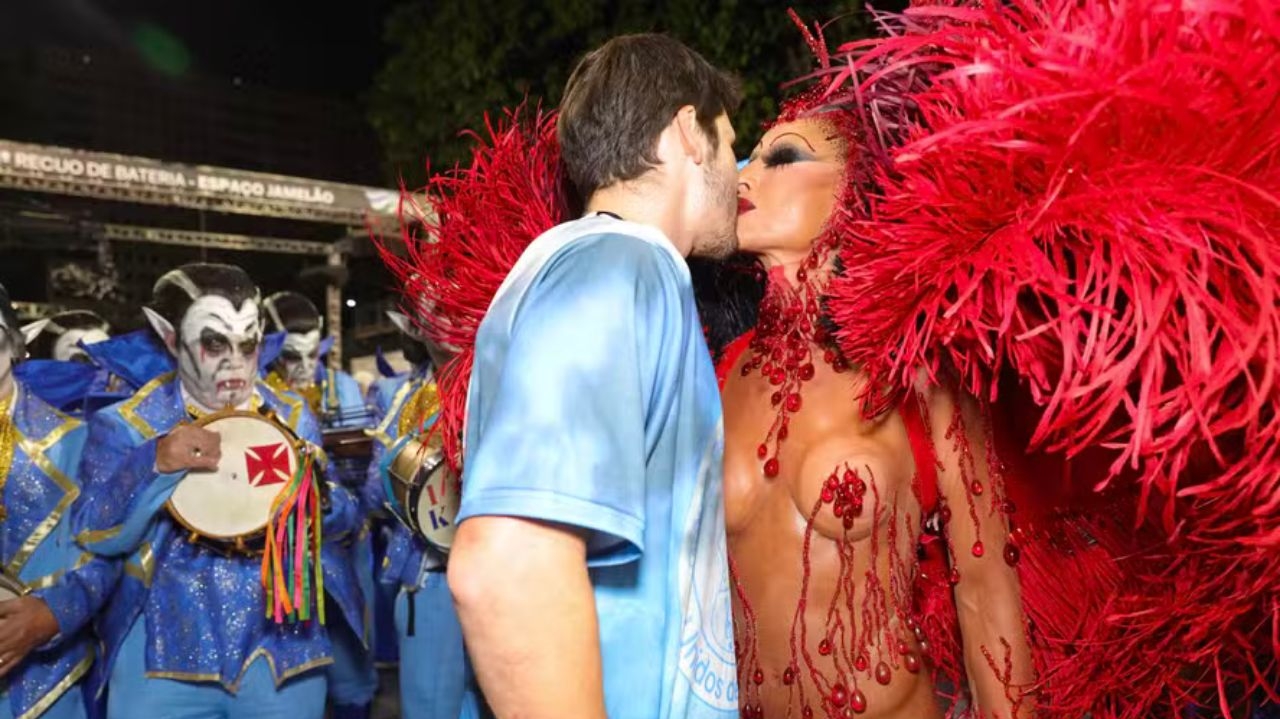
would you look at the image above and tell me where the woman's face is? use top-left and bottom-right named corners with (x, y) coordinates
top-left (736, 118), bottom-right (845, 263)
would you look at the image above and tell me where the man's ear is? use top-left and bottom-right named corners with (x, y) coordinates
top-left (672, 105), bottom-right (709, 165)
top-left (142, 307), bottom-right (178, 355)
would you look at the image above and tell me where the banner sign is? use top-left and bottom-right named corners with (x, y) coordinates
top-left (0, 139), bottom-right (400, 224)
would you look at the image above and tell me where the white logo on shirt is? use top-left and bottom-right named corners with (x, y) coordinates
top-left (677, 421), bottom-right (738, 711)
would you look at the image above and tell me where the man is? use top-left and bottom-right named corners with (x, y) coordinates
top-left (367, 309), bottom-right (478, 719)
top-left (72, 263), bottom-right (365, 719)
top-left (0, 285), bottom-right (109, 719)
top-left (25, 311), bottom-right (110, 365)
top-left (260, 290), bottom-right (376, 719)
top-left (262, 292), bottom-right (369, 430)
top-left (447, 34), bottom-right (741, 718)
top-left (16, 311), bottom-right (120, 416)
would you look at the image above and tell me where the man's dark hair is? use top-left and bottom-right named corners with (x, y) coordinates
top-left (149, 263), bottom-right (260, 341)
top-left (557, 34), bottom-right (741, 199)
top-left (263, 291), bottom-right (321, 334)
top-left (28, 310), bottom-right (110, 360)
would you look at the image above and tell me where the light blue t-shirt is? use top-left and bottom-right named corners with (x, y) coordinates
top-left (459, 215), bottom-right (738, 718)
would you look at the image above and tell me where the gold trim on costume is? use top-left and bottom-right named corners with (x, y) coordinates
top-left (144, 648), bottom-right (333, 693)
top-left (398, 381), bottom-right (439, 438)
top-left (370, 381), bottom-right (416, 448)
top-left (27, 552), bottom-right (96, 591)
top-left (75, 526), bottom-right (121, 546)
top-left (0, 391), bottom-right (17, 522)
top-left (117, 372), bottom-right (176, 440)
top-left (15, 649), bottom-right (93, 719)
top-left (8, 403), bottom-right (82, 576)
top-left (267, 381), bottom-right (305, 428)
top-left (122, 542), bottom-right (155, 587)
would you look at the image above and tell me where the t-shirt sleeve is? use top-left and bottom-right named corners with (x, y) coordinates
top-left (457, 235), bottom-right (678, 566)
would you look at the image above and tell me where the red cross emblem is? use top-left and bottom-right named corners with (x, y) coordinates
top-left (244, 444), bottom-right (291, 487)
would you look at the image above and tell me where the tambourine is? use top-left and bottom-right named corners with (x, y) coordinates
top-left (166, 408), bottom-right (306, 554)
top-left (380, 431), bottom-right (460, 550)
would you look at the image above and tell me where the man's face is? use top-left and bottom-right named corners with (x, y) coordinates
top-left (278, 329), bottom-right (321, 390)
top-left (688, 113), bottom-right (740, 260)
top-left (53, 328), bottom-right (109, 363)
top-left (175, 296), bottom-right (261, 408)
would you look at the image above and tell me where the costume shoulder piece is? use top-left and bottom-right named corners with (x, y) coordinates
top-left (376, 106), bottom-right (570, 466)
top-left (813, 2), bottom-right (1279, 716)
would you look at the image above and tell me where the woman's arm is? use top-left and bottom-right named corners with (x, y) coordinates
top-left (924, 383), bottom-right (1036, 718)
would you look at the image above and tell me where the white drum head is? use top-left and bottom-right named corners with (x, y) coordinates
top-left (414, 464), bottom-right (460, 550)
top-left (169, 413), bottom-right (298, 539)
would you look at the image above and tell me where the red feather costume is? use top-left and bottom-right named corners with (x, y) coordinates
top-left (376, 2), bottom-right (1279, 715)
top-left (376, 107), bottom-right (571, 468)
top-left (816, 1), bottom-right (1280, 716)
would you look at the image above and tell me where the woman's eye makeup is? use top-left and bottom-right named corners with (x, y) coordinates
top-left (763, 145), bottom-right (806, 168)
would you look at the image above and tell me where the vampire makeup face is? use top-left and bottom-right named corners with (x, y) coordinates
top-left (278, 329), bottom-right (321, 390)
top-left (155, 296), bottom-right (262, 409)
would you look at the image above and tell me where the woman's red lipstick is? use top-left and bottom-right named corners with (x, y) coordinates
top-left (738, 197), bottom-right (755, 215)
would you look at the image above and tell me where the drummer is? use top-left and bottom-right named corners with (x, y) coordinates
top-left (260, 290), bottom-right (376, 719)
top-left (262, 292), bottom-right (369, 432)
top-left (16, 310), bottom-right (120, 416)
top-left (0, 284), bottom-right (109, 719)
top-left (367, 308), bottom-right (478, 719)
top-left (71, 263), bottom-right (366, 719)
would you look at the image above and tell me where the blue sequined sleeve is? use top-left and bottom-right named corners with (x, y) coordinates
top-left (30, 551), bottom-right (118, 646)
top-left (26, 423), bottom-right (119, 646)
top-left (74, 414), bottom-right (183, 557)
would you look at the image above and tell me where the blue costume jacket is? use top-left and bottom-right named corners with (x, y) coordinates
top-left (72, 373), bottom-right (366, 694)
top-left (365, 369), bottom-right (443, 591)
top-left (2, 382), bottom-right (106, 719)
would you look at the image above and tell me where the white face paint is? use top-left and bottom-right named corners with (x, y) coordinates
top-left (278, 329), bottom-right (321, 390)
top-left (53, 328), bottom-right (109, 363)
top-left (159, 296), bottom-right (262, 409)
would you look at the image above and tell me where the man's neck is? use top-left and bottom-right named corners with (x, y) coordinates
top-left (585, 184), bottom-right (688, 256)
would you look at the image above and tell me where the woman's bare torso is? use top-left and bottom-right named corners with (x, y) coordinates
top-left (723, 342), bottom-right (943, 719)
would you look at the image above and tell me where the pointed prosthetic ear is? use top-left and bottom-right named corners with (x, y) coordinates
top-left (142, 307), bottom-right (178, 355)
top-left (19, 319), bottom-right (50, 346)
top-left (386, 310), bottom-right (412, 336)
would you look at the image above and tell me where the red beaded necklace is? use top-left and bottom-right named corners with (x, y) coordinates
top-left (741, 235), bottom-right (845, 479)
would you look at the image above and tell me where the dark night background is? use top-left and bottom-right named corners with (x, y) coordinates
top-left (0, 0), bottom-right (894, 366)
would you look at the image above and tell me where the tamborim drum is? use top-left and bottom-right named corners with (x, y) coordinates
top-left (0, 572), bottom-right (27, 602)
top-left (381, 432), bottom-right (460, 550)
top-left (167, 409), bottom-right (303, 553)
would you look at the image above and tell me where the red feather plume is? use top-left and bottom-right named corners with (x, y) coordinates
top-left (811, 0), bottom-right (1280, 715)
top-left (375, 107), bottom-right (570, 466)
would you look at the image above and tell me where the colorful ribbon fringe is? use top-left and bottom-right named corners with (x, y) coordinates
top-left (261, 450), bottom-right (325, 625)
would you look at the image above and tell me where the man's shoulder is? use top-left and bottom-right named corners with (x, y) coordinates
top-left (516, 229), bottom-right (683, 309)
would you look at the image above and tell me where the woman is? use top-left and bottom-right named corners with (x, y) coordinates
top-left (716, 102), bottom-right (1034, 719)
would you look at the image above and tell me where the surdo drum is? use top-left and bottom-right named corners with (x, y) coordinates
top-left (166, 409), bottom-right (304, 553)
top-left (381, 431), bottom-right (460, 550)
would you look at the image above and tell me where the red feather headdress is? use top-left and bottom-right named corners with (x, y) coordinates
top-left (807, 1), bottom-right (1280, 715)
top-left (376, 107), bottom-right (570, 466)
